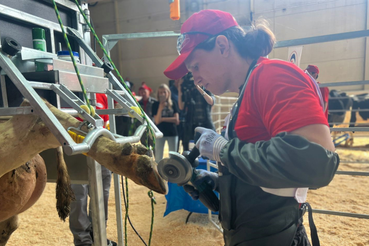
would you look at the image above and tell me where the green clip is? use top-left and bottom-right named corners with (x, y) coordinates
top-left (148, 191), bottom-right (156, 205)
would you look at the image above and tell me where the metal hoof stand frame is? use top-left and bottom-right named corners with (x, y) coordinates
top-left (0, 1), bottom-right (162, 246)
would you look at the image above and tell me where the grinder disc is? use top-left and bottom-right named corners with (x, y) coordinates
top-left (157, 151), bottom-right (192, 185)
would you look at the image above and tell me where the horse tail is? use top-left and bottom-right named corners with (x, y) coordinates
top-left (55, 146), bottom-right (75, 221)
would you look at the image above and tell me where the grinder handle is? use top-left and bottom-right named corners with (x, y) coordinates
top-left (185, 132), bottom-right (202, 164)
top-left (186, 147), bottom-right (200, 164)
top-left (192, 169), bottom-right (220, 212)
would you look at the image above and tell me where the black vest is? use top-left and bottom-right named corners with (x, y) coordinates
top-left (218, 60), bottom-right (300, 246)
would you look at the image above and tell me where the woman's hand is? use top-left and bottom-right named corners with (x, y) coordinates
top-left (195, 127), bottom-right (228, 162)
top-left (154, 104), bottom-right (164, 125)
top-left (195, 84), bottom-right (204, 94)
top-left (196, 85), bottom-right (214, 106)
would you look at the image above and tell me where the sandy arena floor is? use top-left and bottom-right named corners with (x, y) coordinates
top-left (5, 138), bottom-right (369, 246)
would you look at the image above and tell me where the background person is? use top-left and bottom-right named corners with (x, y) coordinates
top-left (124, 77), bottom-right (135, 96)
top-left (177, 72), bottom-right (215, 151)
top-left (69, 93), bottom-right (117, 246)
top-left (115, 78), bottom-right (136, 137)
top-left (164, 9), bottom-right (339, 246)
top-left (152, 84), bottom-right (180, 162)
top-left (305, 65), bottom-right (329, 120)
top-left (169, 79), bottom-right (178, 102)
top-left (138, 82), bottom-right (156, 121)
top-left (170, 79), bottom-right (185, 152)
top-left (137, 82), bottom-right (157, 147)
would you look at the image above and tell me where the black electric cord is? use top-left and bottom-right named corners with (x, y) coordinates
top-left (121, 175), bottom-right (148, 246)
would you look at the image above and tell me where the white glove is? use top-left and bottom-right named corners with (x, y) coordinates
top-left (195, 127), bottom-right (228, 162)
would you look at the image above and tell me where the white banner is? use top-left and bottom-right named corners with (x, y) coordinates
top-left (288, 46), bottom-right (303, 68)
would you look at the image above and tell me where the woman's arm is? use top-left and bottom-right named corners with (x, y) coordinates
top-left (290, 124), bottom-right (335, 151)
top-left (160, 113), bottom-right (179, 125)
top-left (154, 114), bottom-right (161, 125)
top-left (196, 85), bottom-right (214, 105)
top-left (220, 131), bottom-right (339, 189)
top-left (153, 104), bottom-right (163, 125)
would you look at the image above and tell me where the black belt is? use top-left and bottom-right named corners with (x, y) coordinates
top-left (301, 203), bottom-right (320, 246)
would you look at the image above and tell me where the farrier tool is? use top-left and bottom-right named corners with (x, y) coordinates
top-left (158, 140), bottom-right (219, 212)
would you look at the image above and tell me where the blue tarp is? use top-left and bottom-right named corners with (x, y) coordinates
top-left (164, 158), bottom-right (219, 216)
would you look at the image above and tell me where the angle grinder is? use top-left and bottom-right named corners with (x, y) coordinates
top-left (158, 145), bottom-right (219, 212)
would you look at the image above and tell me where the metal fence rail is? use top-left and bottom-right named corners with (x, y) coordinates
top-left (336, 170), bottom-right (369, 176)
top-left (212, 95), bottom-right (237, 132)
top-left (313, 210), bottom-right (369, 219)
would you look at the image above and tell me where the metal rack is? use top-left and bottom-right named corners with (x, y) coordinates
top-left (0, 1), bottom-right (162, 246)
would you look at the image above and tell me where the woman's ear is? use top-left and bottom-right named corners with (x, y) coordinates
top-left (215, 35), bottom-right (230, 56)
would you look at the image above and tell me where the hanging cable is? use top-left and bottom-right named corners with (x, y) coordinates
top-left (51, 0), bottom-right (93, 114)
top-left (147, 191), bottom-right (156, 246)
top-left (121, 176), bottom-right (148, 246)
top-left (124, 176), bottom-right (129, 245)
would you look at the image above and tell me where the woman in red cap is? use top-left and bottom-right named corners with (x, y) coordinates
top-left (164, 10), bottom-right (339, 246)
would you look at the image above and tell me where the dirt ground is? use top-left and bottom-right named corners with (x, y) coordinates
top-left (6, 138), bottom-right (369, 246)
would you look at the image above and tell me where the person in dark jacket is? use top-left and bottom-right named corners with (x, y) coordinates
top-left (164, 9), bottom-right (339, 246)
top-left (69, 94), bottom-right (117, 246)
top-left (138, 82), bottom-right (156, 121)
top-left (137, 82), bottom-right (157, 147)
top-left (177, 72), bottom-right (215, 151)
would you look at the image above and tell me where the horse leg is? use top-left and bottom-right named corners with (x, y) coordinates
top-left (0, 215), bottom-right (19, 246)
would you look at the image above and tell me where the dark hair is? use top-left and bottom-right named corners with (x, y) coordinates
top-left (195, 20), bottom-right (276, 60)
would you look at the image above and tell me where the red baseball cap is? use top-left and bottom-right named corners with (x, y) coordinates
top-left (139, 82), bottom-right (152, 93)
top-left (306, 65), bottom-right (319, 75)
top-left (164, 9), bottom-right (239, 80)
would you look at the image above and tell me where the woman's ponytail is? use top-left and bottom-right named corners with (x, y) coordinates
top-left (195, 19), bottom-right (276, 60)
top-left (243, 21), bottom-right (276, 59)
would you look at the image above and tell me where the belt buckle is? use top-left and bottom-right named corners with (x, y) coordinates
top-left (299, 203), bottom-right (307, 217)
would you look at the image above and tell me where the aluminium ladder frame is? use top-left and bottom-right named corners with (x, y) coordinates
top-left (0, 2), bottom-right (163, 246)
